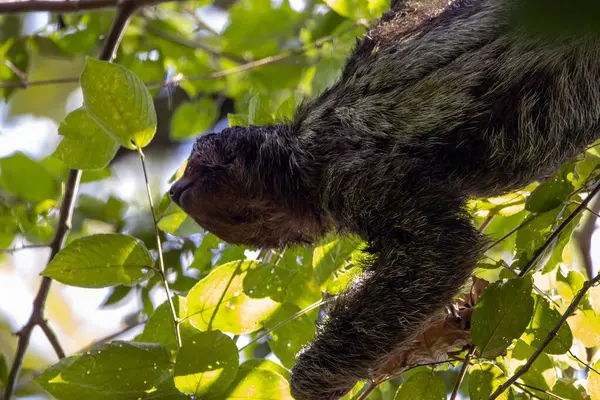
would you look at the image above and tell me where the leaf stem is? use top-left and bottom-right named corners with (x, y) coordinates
top-left (136, 146), bottom-right (182, 349)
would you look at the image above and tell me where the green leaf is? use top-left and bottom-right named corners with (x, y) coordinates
top-left (81, 57), bottom-right (157, 149)
top-left (224, 0), bottom-right (303, 59)
top-left (174, 331), bottom-right (239, 397)
top-left (137, 296), bottom-right (197, 351)
top-left (225, 360), bottom-right (293, 400)
top-left (243, 263), bottom-right (297, 303)
top-left (522, 295), bottom-right (573, 354)
top-left (158, 208), bottom-right (203, 237)
top-left (552, 378), bottom-right (585, 400)
top-left (248, 93), bottom-right (276, 125)
top-left (512, 340), bottom-right (556, 390)
top-left (264, 303), bottom-right (316, 368)
top-left (525, 177), bottom-right (573, 213)
top-left (170, 98), bottom-right (219, 140)
top-left (188, 233), bottom-right (220, 273)
top-left (0, 152), bottom-right (60, 202)
top-left (53, 108), bottom-right (119, 170)
top-left (42, 233), bottom-right (154, 288)
top-left (324, 0), bottom-right (389, 21)
top-left (0, 353), bottom-right (7, 385)
top-left (469, 363), bottom-right (508, 400)
top-left (228, 113), bottom-right (249, 127)
top-left (185, 261), bottom-right (281, 334)
top-left (394, 370), bottom-right (446, 400)
top-left (0, 37), bottom-right (29, 99)
top-left (35, 342), bottom-right (172, 399)
top-left (556, 267), bottom-right (585, 302)
top-left (471, 276), bottom-right (534, 358)
top-left (313, 235), bottom-right (360, 285)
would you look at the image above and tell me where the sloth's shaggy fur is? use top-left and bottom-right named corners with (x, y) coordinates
top-left (170, 0), bottom-right (600, 398)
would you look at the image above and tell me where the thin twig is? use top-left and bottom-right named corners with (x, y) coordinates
top-left (486, 214), bottom-right (535, 251)
top-left (489, 273), bottom-right (600, 399)
top-left (238, 298), bottom-right (326, 352)
top-left (136, 146), bottom-right (181, 349)
top-left (38, 322), bottom-right (66, 359)
top-left (479, 212), bottom-right (496, 232)
top-left (0, 244), bottom-right (49, 253)
top-left (450, 347), bottom-right (475, 400)
top-left (519, 180), bottom-right (600, 277)
top-left (79, 319), bottom-right (147, 353)
top-left (3, 2), bottom-right (138, 398)
top-left (516, 383), bottom-right (565, 400)
top-left (514, 384), bottom-right (546, 400)
top-left (356, 382), bottom-right (377, 400)
top-left (568, 349), bottom-right (600, 376)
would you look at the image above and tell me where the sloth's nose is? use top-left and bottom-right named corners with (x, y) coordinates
top-left (169, 180), bottom-right (191, 205)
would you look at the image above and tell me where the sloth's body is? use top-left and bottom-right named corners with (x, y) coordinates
top-left (170, 0), bottom-right (600, 398)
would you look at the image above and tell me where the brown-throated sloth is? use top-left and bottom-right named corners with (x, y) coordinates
top-left (169, 0), bottom-right (600, 398)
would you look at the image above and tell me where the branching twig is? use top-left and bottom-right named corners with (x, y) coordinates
top-left (3, 2), bottom-right (139, 398)
top-left (450, 346), bottom-right (475, 400)
top-left (136, 147), bottom-right (182, 349)
top-left (519, 180), bottom-right (600, 277)
top-left (489, 273), bottom-right (600, 399)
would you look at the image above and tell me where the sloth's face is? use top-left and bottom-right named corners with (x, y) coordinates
top-left (169, 127), bottom-right (326, 249)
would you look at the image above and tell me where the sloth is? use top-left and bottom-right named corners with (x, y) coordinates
top-left (169, 0), bottom-right (600, 398)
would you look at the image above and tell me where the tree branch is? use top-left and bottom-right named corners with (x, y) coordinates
top-left (450, 346), bottom-right (475, 400)
top-left (519, 180), bottom-right (600, 277)
top-left (0, 0), bottom-right (175, 14)
top-left (489, 272), bottom-right (600, 399)
top-left (3, 2), bottom-right (138, 398)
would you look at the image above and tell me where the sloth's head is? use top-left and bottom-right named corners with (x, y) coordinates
top-left (169, 126), bottom-right (329, 249)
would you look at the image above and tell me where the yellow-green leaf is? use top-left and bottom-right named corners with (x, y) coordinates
top-left (81, 57), bottom-right (157, 149)
top-left (42, 233), bottom-right (154, 288)
top-left (53, 107), bottom-right (119, 169)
